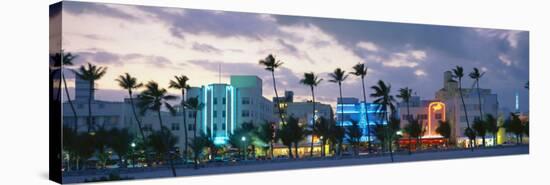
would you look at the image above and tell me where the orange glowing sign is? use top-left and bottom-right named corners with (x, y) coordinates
top-left (427, 102), bottom-right (445, 136)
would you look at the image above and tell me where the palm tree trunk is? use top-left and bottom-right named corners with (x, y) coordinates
top-left (129, 92), bottom-right (146, 142)
top-left (360, 77), bottom-right (372, 153)
top-left (309, 86), bottom-right (316, 157)
top-left (87, 81), bottom-right (93, 133)
top-left (272, 72), bottom-right (286, 125)
top-left (128, 92), bottom-right (150, 166)
top-left (288, 145), bottom-right (293, 159)
top-left (181, 90), bottom-right (189, 161)
top-left (294, 143), bottom-right (299, 159)
top-left (157, 110), bottom-right (177, 176)
top-left (385, 109), bottom-right (394, 162)
top-left (62, 74), bottom-right (78, 133)
top-left (458, 79), bottom-right (473, 151)
top-left (476, 80), bottom-right (483, 121)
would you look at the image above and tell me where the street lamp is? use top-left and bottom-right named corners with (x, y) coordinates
top-left (131, 142), bottom-right (136, 167)
top-left (241, 136), bottom-right (247, 160)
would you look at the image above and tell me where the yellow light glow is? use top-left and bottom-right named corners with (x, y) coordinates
top-left (427, 102), bottom-right (445, 137)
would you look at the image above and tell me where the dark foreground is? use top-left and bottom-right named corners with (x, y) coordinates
top-left (62, 145), bottom-right (528, 183)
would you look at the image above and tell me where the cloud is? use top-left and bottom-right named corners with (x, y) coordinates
top-left (356, 41), bottom-right (379, 52)
top-left (73, 50), bottom-right (174, 68)
top-left (498, 54), bottom-right (513, 66)
top-left (63, 1), bottom-right (140, 21)
top-left (191, 42), bottom-right (223, 54)
top-left (60, 1), bottom-right (529, 112)
top-left (380, 50), bottom-right (428, 68)
top-left (414, 69), bottom-right (427, 77)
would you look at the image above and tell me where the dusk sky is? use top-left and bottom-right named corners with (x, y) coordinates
top-left (52, 1), bottom-right (529, 112)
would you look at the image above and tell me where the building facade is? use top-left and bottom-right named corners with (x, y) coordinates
top-left (435, 71), bottom-right (498, 146)
top-left (335, 97), bottom-right (386, 142)
top-left (63, 75), bottom-right (275, 153)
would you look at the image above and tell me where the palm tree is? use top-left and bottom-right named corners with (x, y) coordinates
top-left (51, 52), bottom-right (79, 132)
top-left (256, 121), bottom-right (276, 159)
top-left (228, 129), bottom-right (247, 159)
top-left (73, 132), bottom-right (95, 170)
top-left (346, 121), bottom-right (362, 156)
top-left (403, 117), bottom-right (422, 154)
top-left (351, 63), bottom-right (373, 153)
top-left (436, 120), bottom-right (452, 147)
top-left (186, 97), bottom-right (204, 141)
top-left (451, 66), bottom-right (473, 151)
top-left (74, 63), bottom-right (107, 133)
top-left (108, 128), bottom-right (134, 168)
top-left (137, 81), bottom-right (177, 176)
top-left (278, 122), bottom-right (294, 159)
top-left (330, 121), bottom-right (346, 157)
top-left (370, 80), bottom-right (396, 162)
top-left (314, 117), bottom-right (332, 157)
top-left (504, 113), bottom-right (524, 144)
top-left (169, 75), bottom-right (190, 160)
top-left (397, 87), bottom-right (413, 121)
top-left (115, 73), bottom-right (145, 141)
top-left (93, 126), bottom-right (111, 169)
top-left (473, 118), bottom-right (487, 147)
top-left (484, 114), bottom-right (498, 146)
top-left (300, 72), bottom-right (323, 157)
top-left (148, 127), bottom-right (178, 169)
top-left (259, 54), bottom-right (286, 126)
top-left (469, 68), bottom-right (485, 121)
top-left (329, 68), bottom-right (350, 126)
top-left (287, 116), bottom-right (307, 159)
top-left (189, 133), bottom-right (209, 169)
top-left (241, 122), bottom-right (257, 159)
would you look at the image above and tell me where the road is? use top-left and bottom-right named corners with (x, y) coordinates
top-left (62, 145), bottom-right (528, 183)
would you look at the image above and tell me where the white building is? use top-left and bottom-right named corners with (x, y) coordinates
top-left (435, 71), bottom-right (499, 145)
top-left (63, 75), bottom-right (275, 153)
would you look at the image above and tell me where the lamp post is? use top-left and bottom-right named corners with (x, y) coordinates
top-left (131, 142), bottom-right (136, 167)
top-left (241, 136), bottom-right (247, 160)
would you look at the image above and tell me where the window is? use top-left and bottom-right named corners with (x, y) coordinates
top-left (188, 111), bottom-right (194, 118)
top-left (222, 97), bottom-right (226, 105)
top-left (213, 111), bottom-right (217, 118)
top-left (188, 124), bottom-right (194, 131)
top-left (98, 103), bottom-right (105, 109)
top-left (242, 110), bottom-right (250, 117)
top-left (435, 113), bottom-right (442, 119)
top-left (213, 98), bottom-right (218, 105)
top-left (213, 124), bottom-right (218, 130)
top-left (77, 104), bottom-right (83, 109)
top-left (222, 110), bottom-right (226, 118)
top-left (171, 123), bottom-right (180, 131)
top-left (242, 97), bottom-right (250, 105)
top-left (222, 123), bottom-right (226, 130)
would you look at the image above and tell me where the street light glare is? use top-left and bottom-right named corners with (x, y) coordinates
top-left (241, 136), bottom-right (246, 141)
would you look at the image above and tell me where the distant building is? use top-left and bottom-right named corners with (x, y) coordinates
top-left (435, 71), bottom-right (499, 146)
top-left (335, 97), bottom-right (386, 142)
top-left (186, 75), bottom-right (275, 145)
top-left (63, 75), bottom-right (275, 153)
